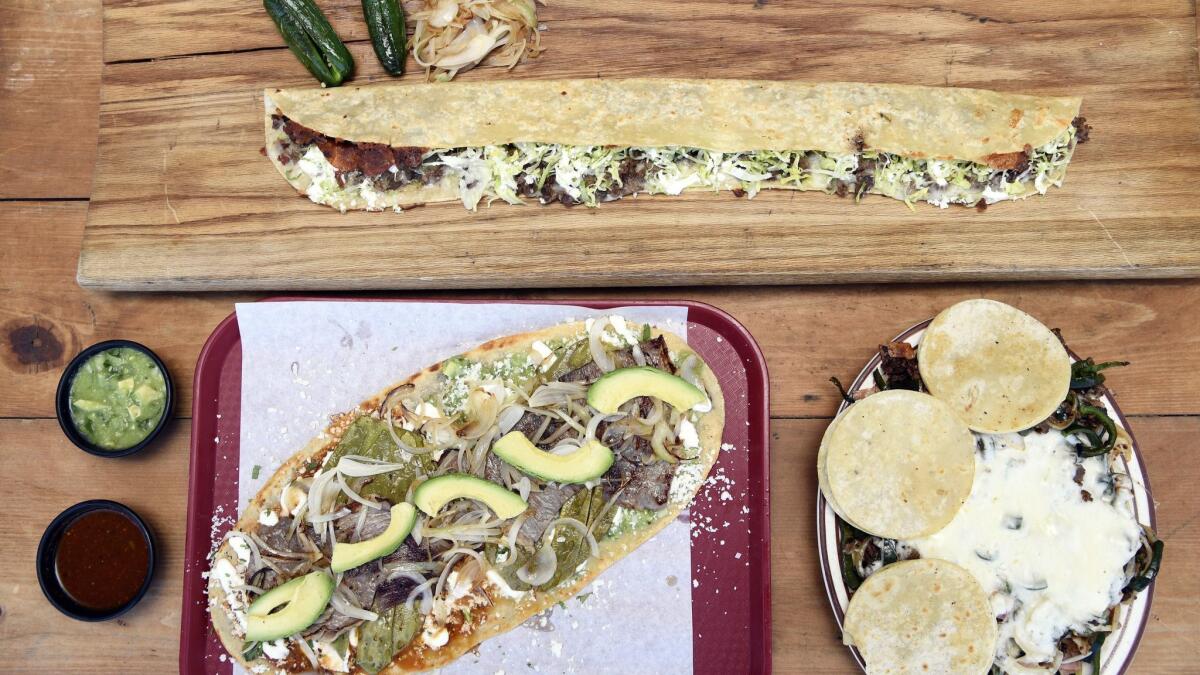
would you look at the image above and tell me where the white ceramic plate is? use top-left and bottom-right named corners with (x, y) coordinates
top-left (816, 319), bottom-right (1158, 674)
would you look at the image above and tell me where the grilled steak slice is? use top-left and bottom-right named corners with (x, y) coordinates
top-left (517, 484), bottom-right (582, 548)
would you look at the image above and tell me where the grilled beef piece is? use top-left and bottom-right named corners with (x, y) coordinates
top-left (517, 484), bottom-right (582, 548)
top-left (603, 456), bottom-right (676, 510)
top-left (559, 336), bottom-right (676, 383)
top-left (274, 113), bottom-right (427, 181)
top-left (306, 611), bottom-right (360, 638)
top-left (854, 158), bottom-right (876, 196)
top-left (510, 411), bottom-right (551, 444)
top-left (342, 563), bottom-right (383, 607)
top-left (373, 574), bottom-right (420, 612)
top-left (639, 336), bottom-right (676, 373)
top-left (334, 502), bottom-right (393, 544)
top-left (1072, 116), bottom-right (1091, 144)
top-left (596, 423), bottom-right (676, 510)
top-left (255, 517), bottom-right (328, 557)
top-left (878, 341), bottom-right (922, 391)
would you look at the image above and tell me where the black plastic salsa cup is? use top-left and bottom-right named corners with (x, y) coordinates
top-left (36, 500), bottom-right (157, 621)
top-left (55, 339), bottom-right (174, 458)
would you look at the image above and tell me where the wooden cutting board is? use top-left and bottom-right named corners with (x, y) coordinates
top-left (78, 1), bottom-right (1200, 290)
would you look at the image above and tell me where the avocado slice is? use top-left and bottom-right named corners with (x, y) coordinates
top-left (587, 366), bottom-right (707, 414)
top-left (492, 432), bottom-right (614, 483)
top-left (330, 502), bottom-right (417, 573)
top-left (413, 473), bottom-right (527, 519)
top-left (245, 571), bottom-right (334, 642)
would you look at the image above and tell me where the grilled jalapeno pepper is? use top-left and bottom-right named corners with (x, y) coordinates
top-left (264, 0), bottom-right (354, 86)
top-left (362, 0), bottom-right (407, 75)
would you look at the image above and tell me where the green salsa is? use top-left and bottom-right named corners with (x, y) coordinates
top-left (68, 348), bottom-right (167, 450)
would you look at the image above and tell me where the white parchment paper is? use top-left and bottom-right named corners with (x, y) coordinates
top-left (234, 301), bottom-right (693, 674)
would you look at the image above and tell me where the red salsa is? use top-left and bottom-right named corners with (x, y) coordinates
top-left (54, 510), bottom-right (150, 611)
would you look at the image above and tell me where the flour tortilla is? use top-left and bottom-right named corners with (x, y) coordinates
top-left (843, 559), bottom-right (997, 675)
top-left (208, 321), bottom-right (725, 673)
top-left (263, 79), bottom-right (1081, 210)
top-left (822, 390), bottom-right (975, 539)
top-left (918, 299), bottom-right (1071, 434)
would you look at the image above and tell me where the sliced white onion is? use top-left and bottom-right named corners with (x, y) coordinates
top-left (306, 468), bottom-right (340, 533)
top-left (385, 404), bottom-right (436, 455)
top-left (588, 486), bottom-right (626, 537)
top-left (546, 517), bottom-right (600, 559)
top-left (516, 543), bottom-right (557, 586)
top-left (406, 577), bottom-right (437, 612)
top-left (650, 418), bottom-right (677, 464)
top-left (588, 316), bottom-right (616, 372)
top-left (460, 388), bottom-right (500, 440)
top-left (471, 430), bottom-right (495, 476)
top-left (291, 633), bottom-right (319, 669)
top-left (335, 456), bottom-right (411, 477)
top-left (552, 409), bottom-right (588, 435)
top-left (434, 553), bottom-right (465, 598)
top-left (498, 515), bottom-right (526, 568)
top-left (586, 411), bottom-right (625, 442)
top-left (547, 439), bottom-right (582, 456)
top-left (527, 382), bottom-right (587, 408)
top-left (353, 506), bottom-right (369, 541)
top-left (306, 507), bottom-right (352, 524)
top-left (330, 591), bottom-right (379, 622)
top-left (497, 404), bottom-right (526, 434)
top-left (336, 472), bottom-right (384, 510)
top-left (512, 477), bottom-right (532, 501)
top-left (429, 0), bottom-right (459, 27)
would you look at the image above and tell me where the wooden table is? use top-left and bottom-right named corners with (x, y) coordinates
top-left (1, 2), bottom-right (1197, 672)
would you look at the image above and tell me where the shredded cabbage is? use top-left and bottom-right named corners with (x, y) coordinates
top-left (281, 124), bottom-right (1081, 212)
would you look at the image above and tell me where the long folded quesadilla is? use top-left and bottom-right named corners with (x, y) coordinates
top-left (264, 78), bottom-right (1089, 212)
top-left (208, 317), bottom-right (725, 673)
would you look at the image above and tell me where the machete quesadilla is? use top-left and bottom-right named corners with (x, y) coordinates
top-left (826, 300), bottom-right (1163, 674)
top-left (264, 78), bottom-right (1089, 212)
top-left (208, 317), bottom-right (725, 673)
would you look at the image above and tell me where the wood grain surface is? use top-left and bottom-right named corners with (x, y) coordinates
top-left (77, 0), bottom-right (1200, 290)
top-left (1, 1), bottom-right (1199, 673)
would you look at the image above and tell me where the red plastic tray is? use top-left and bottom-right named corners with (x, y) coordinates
top-left (181, 299), bottom-right (772, 673)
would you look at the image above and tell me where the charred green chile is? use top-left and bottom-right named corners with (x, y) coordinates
top-left (1064, 403), bottom-right (1118, 457)
top-left (1070, 358), bottom-right (1129, 390)
top-left (1124, 539), bottom-right (1164, 593)
top-left (325, 415), bottom-right (431, 505)
top-left (264, 0), bottom-right (354, 86)
top-left (362, 0), bottom-right (406, 75)
top-left (356, 604), bottom-right (421, 673)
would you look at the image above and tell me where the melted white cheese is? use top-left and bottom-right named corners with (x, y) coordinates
top-left (906, 431), bottom-right (1140, 665)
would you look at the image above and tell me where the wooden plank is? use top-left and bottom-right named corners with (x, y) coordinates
top-left (8, 199), bottom-right (1200, 420)
top-left (0, 202), bottom-right (255, 419)
top-left (3, 416), bottom-right (1194, 672)
top-left (0, 0), bottom-right (101, 198)
top-left (0, 419), bottom-right (190, 673)
top-left (10, 204), bottom-right (1200, 419)
top-left (100, 0), bottom-right (1197, 64)
top-left (770, 416), bottom-right (1200, 673)
top-left (80, 1), bottom-right (1200, 290)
